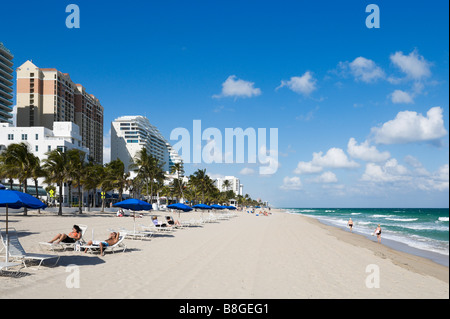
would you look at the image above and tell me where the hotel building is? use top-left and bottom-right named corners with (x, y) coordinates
top-left (15, 60), bottom-right (103, 164)
top-left (214, 176), bottom-right (243, 196)
top-left (111, 115), bottom-right (183, 175)
top-left (0, 42), bottom-right (14, 124)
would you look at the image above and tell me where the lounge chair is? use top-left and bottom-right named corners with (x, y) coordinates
top-left (117, 227), bottom-right (154, 240)
top-left (0, 228), bottom-right (60, 270)
top-left (80, 234), bottom-right (127, 255)
top-left (39, 224), bottom-right (88, 251)
top-left (0, 261), bottom-right (23, 277)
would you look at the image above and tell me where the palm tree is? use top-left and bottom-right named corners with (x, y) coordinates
top-left (43, 149), bottom-right (69, 215)
top-left (82, 163), bottom-right (104, 211)
top-left (67, 149), bottom-right (86, 214)
top-left (170, 162), bottom-right (184, 200)
top-left (192, 169), bottom-right (217, 204)
top-left (131, 148), bottom-right (165, 203)
top-left (0, 143), bottom-right (39, 215)
top-left (104, 159), bottom-right (130, 202)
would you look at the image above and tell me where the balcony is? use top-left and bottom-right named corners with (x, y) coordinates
top-left (0, 60), bottom-right (13, 74)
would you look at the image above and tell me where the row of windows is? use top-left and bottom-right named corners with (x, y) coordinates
top-left (7, 133), bottom-right (39, 141)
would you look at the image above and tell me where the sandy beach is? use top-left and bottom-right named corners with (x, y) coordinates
top-left (0, 208), bottom-right (448, 299)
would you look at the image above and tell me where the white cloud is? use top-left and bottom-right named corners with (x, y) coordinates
top-left (314, 171), bottom-right (338, 183)
top-left (348, 57), bottom-right (385, 83)
top-left (277, 71), bottom-right (317, 96)
top-left (390, 89), bottom-right (414, 104)
top-left (372, 106), bottom-right (447, 145)
top-left (337, 57), bottom-right (384, 83)
top-left (347, 138), bottom-right (390, 162)
top-left (213, 75), bottom-right (261, 99)
top-left (311, 148), bottom-right (360, 169)
top-left (280, 176), bottom-right (302, 190)
top-left (294, 161), bottom-right (323, 174)
top-left (390, 49), bottom-right (432, 80)
top-left (361, 159), bottom-right (411, 183)
top-left (239, 167), bottom-right (255, 175)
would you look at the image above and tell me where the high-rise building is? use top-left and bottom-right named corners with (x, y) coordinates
top-left (0, 42), bottom-right (14, 124)
top-left (15, 60), bottom-right (103, 164)
top-left (214, 176), bottom-right (242, 196)
top-left (111, 115), bottom-right (183, 174)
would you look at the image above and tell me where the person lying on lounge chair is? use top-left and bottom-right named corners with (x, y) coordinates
top-left (48, 225), bottom-right (82, 244)
top-left (84, 232), bottom-right (120, 256)
top-left (165, 216), bottom-right (181, 227)
top-left (152, 216), bottom-right (167, 227)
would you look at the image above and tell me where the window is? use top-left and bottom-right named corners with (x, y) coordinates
top-left (35, 145), bottom-right (38, 152)
top-left (35, 134), bottom-right (39, 140)
top-left (7, 134), bottom-right (14, 140)
top-left (48, 145), bottom-right (51, 152)
top-left (21, 134), bottom-right (28, 140)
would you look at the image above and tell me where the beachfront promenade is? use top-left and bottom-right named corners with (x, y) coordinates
top-left (0, 208), bottom-right (448, 299)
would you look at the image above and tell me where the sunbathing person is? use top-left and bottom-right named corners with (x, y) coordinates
top-left (84, 232), bottom-right (120, 256)
top-left (48, 225), bottom-right (82, 244)
top-left (152, 216), bottom-right (167, 227)
top-left (165, 216), bottom-right (181, 227)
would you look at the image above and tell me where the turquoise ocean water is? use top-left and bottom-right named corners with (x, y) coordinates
top-left (283, 208), bottom-right (449, 266)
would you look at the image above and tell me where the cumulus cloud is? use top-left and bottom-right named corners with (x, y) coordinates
top-left (361, 159), bottom-right (411, 183)
top-left (310, 148), bottom-right (360, 169)
top-left (347, 138), bottom-right (390, 162)
top-left (294, 161), bottom-right (323, 174)
top-left (213, 75), bottom-right (261, 99)
top-left (390, 49), bottom-right (432, 80)
top-left (313, 171), bottom-right (338, 183)
top-left (294, 147), bottom-right (359, 177)
top-left (338, 57), bottom-right (385, 83)
top-left (371, 107), bottom-right (447, 145)
top-left (390, 89), bottom-right (414, 104)
top-left (277, 71), bottom-right (317, 96)
top-left (280, 176), bottom-right (302, 190)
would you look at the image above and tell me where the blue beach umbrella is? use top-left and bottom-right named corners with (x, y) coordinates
top-left (192, 204), bottom-right (212, 210)
top-left (167, 203), bottom-right (193, 219)
top-left (113, 198), bottom-right (152, 211)
top-left (113, 199), bottom-right (152, 233)
top-left (210, 204), bottom-right (225, 210)
top-left (0, 189), bottom-right (47, 263)
top-left (225, 206), bottom-right (237, 210)
top-left (167, 203), bottom-right (193, 212)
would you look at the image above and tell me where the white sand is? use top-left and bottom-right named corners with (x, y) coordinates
top-left (0, 208), bottom-right (448, 299)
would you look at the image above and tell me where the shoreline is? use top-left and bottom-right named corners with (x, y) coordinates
top-left (280, 208), bottom-right (449, 268)
top-left (1, 207), bottom-right (448, 298)
top-left (288, 212), bottom-right (449, 284)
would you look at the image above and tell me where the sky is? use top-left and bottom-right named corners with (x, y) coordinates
top-left (1, 0), bottom-right (449, 208)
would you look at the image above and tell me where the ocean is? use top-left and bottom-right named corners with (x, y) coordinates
top-left (283, 208), bottom-right (449, 267)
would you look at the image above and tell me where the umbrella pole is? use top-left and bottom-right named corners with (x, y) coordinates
top-left (5, 204), bottom-right (9, 265)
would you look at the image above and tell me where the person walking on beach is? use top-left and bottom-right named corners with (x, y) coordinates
top-left (347, 218), bottom-right (354, 232)
top-left (374, 224), bottom-right (382, 243)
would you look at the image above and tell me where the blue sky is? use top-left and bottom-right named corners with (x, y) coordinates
top-left (2, 0), bottom-right (449, 207)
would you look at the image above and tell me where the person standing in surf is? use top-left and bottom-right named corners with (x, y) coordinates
top-left (347, 218), bottom-right (354, 232)
top-left (374, 224), bottom-right (382, 243)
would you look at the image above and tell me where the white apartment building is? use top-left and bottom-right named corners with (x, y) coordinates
top-left (110, 115), bottom-right (183, 175)
top-left (0, 122), bottom-right (89, 200)
top-left (214, 176), bottom-right (243, 196)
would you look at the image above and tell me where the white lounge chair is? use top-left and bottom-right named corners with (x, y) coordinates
top-left (80, 234), bottom-right (127, 255)
top-left (0, 228), bottom-right (60, 270)
top-left (117, 227), bottom-right (153, 240)
top-left (0, 261), bottom-right (23, 277)
top-left (39, 224), bottom-right (88, 251)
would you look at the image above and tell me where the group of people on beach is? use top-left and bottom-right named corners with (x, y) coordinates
top-left (347, 218), bottom-right (382, 243)
top-left (48, 224), bottom-right (121, 256)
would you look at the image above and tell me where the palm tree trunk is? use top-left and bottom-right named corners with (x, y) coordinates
top-left (78, 183), bottom-right (83, 214)
top-left (58, 182), bottom-right (63, 216)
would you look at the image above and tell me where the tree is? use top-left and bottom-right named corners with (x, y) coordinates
top-left (43, 149), bottom-right (69, 215)
top-left (104, 159), bottom-right (130, 202)
top-left (67, 149), bottom-right (86, 214)
top-left (170, 162), bottom-right (184, 201)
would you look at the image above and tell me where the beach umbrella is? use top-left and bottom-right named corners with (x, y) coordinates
top-left (192, 204), bottom-right (212, 219)
top-left (113, 198), bottom-right (152, 233)
top-left (167, 203), bottom-right (193, 219)
top-left (0, 189), bottom-right (47, 264)
top-left (225, 206), bottom-right (237, 210)
top-left (210, 204), bottom-right (225, 210)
